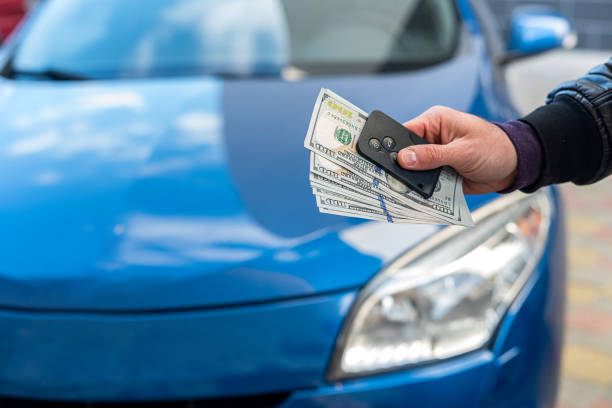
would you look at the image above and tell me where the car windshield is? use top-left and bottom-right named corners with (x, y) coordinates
top-left (6, 0), bottom-right (459, 79)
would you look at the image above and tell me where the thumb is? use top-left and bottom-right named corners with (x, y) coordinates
top-left (397, 144), bottom-right (458, 170)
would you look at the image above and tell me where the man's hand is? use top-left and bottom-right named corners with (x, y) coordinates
top-left (397, 106), bottom-right (518, 195)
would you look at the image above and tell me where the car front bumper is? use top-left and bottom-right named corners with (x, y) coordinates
top-left (0, 191), bottom-right (566, 407)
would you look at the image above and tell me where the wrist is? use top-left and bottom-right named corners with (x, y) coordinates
top-left (494, 120), bottom-right (542, 193)
top-left (498, 166), bottom-right (518, 192)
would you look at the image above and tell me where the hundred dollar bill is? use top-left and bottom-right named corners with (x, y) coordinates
top-left (312, 183), bottom-right (431, 220)
top-left (313, 187), bottom-right (423, 221)
top-left (309, 156), bottom-right (436, 220)
top-left (315, 194), bottom-right (427, 224)
top-left (310, 153), bottom-right (422, 214)
top-left (317, 198), bottom-right (450, 225)
top-left (305, 88), bottom-right (473, 226)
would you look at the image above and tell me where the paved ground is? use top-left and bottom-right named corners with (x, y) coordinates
top-left (506, 50), bottom-right (612, 408)
top-left (559, 181), bottom-right (612, 408)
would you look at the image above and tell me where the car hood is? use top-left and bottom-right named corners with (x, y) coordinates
top-left (0, 57), bottom-right (498, 311)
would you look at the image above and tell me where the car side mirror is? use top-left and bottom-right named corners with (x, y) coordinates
top-left (503, 8), bottom-right (576, 64)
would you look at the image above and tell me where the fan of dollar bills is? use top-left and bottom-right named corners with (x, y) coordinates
top-left (304, 89), bottom-right (474, 227)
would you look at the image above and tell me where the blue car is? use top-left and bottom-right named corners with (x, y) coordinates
top-left (0, 0), bottom-right (568, 406)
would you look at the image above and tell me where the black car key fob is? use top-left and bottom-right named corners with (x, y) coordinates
top-left (356, 110), bottom-right (441, 199)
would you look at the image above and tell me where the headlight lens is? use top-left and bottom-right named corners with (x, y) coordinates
top-left (328, 190), bottom-right (552, 380)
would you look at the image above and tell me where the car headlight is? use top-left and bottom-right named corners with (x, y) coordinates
top-left (328, 190), bottom-right (552, 381)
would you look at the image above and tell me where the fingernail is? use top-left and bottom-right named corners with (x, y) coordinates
top-left (400, 149), bottom-right (416, 166)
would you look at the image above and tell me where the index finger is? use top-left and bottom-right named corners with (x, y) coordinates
top-left (402, 106), bottom-right (446, 144)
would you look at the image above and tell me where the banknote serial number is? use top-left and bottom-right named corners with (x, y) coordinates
top-left (326, 111), bottom-right (360, 133)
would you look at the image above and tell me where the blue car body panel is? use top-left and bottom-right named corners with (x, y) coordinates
top-left (508, 10), bottom-right (574, 55)
top-left (0, 190), bottom-right (564, 405)
top-left (0, 0), bottom-right (566, 405)
top-left (0, 36), bottom-right (499, 312)
top-left (0, 291), bottom-right (357, 399)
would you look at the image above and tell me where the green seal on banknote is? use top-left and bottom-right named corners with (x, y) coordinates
top-left (335, 127), bottom-right (352, 145)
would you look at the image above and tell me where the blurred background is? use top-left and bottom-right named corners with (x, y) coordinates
top-left (506, 50), bottom-right (612, 408)
top-left (493, 1), bottom-right (612, 406)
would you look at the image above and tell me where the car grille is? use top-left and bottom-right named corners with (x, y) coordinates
top-left (0, 392), bottom-right (291, 408)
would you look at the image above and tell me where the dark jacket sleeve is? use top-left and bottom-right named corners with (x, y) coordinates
top-left (519, 57), bottom-right (612, 192)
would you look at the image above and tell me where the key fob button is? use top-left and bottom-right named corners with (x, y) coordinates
top-left (383, 136), bottom-right (396, 150)
top-left (368, 138), bottom-right (382, 151)
top-left (390, 152), bottom-right (398, 162)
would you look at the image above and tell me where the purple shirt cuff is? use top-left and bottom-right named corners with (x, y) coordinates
top-left (495, 120), bottom-right (543, 193)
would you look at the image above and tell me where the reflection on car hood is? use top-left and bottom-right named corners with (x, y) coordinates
top-left (0, 55), bottom-right (497, 311)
